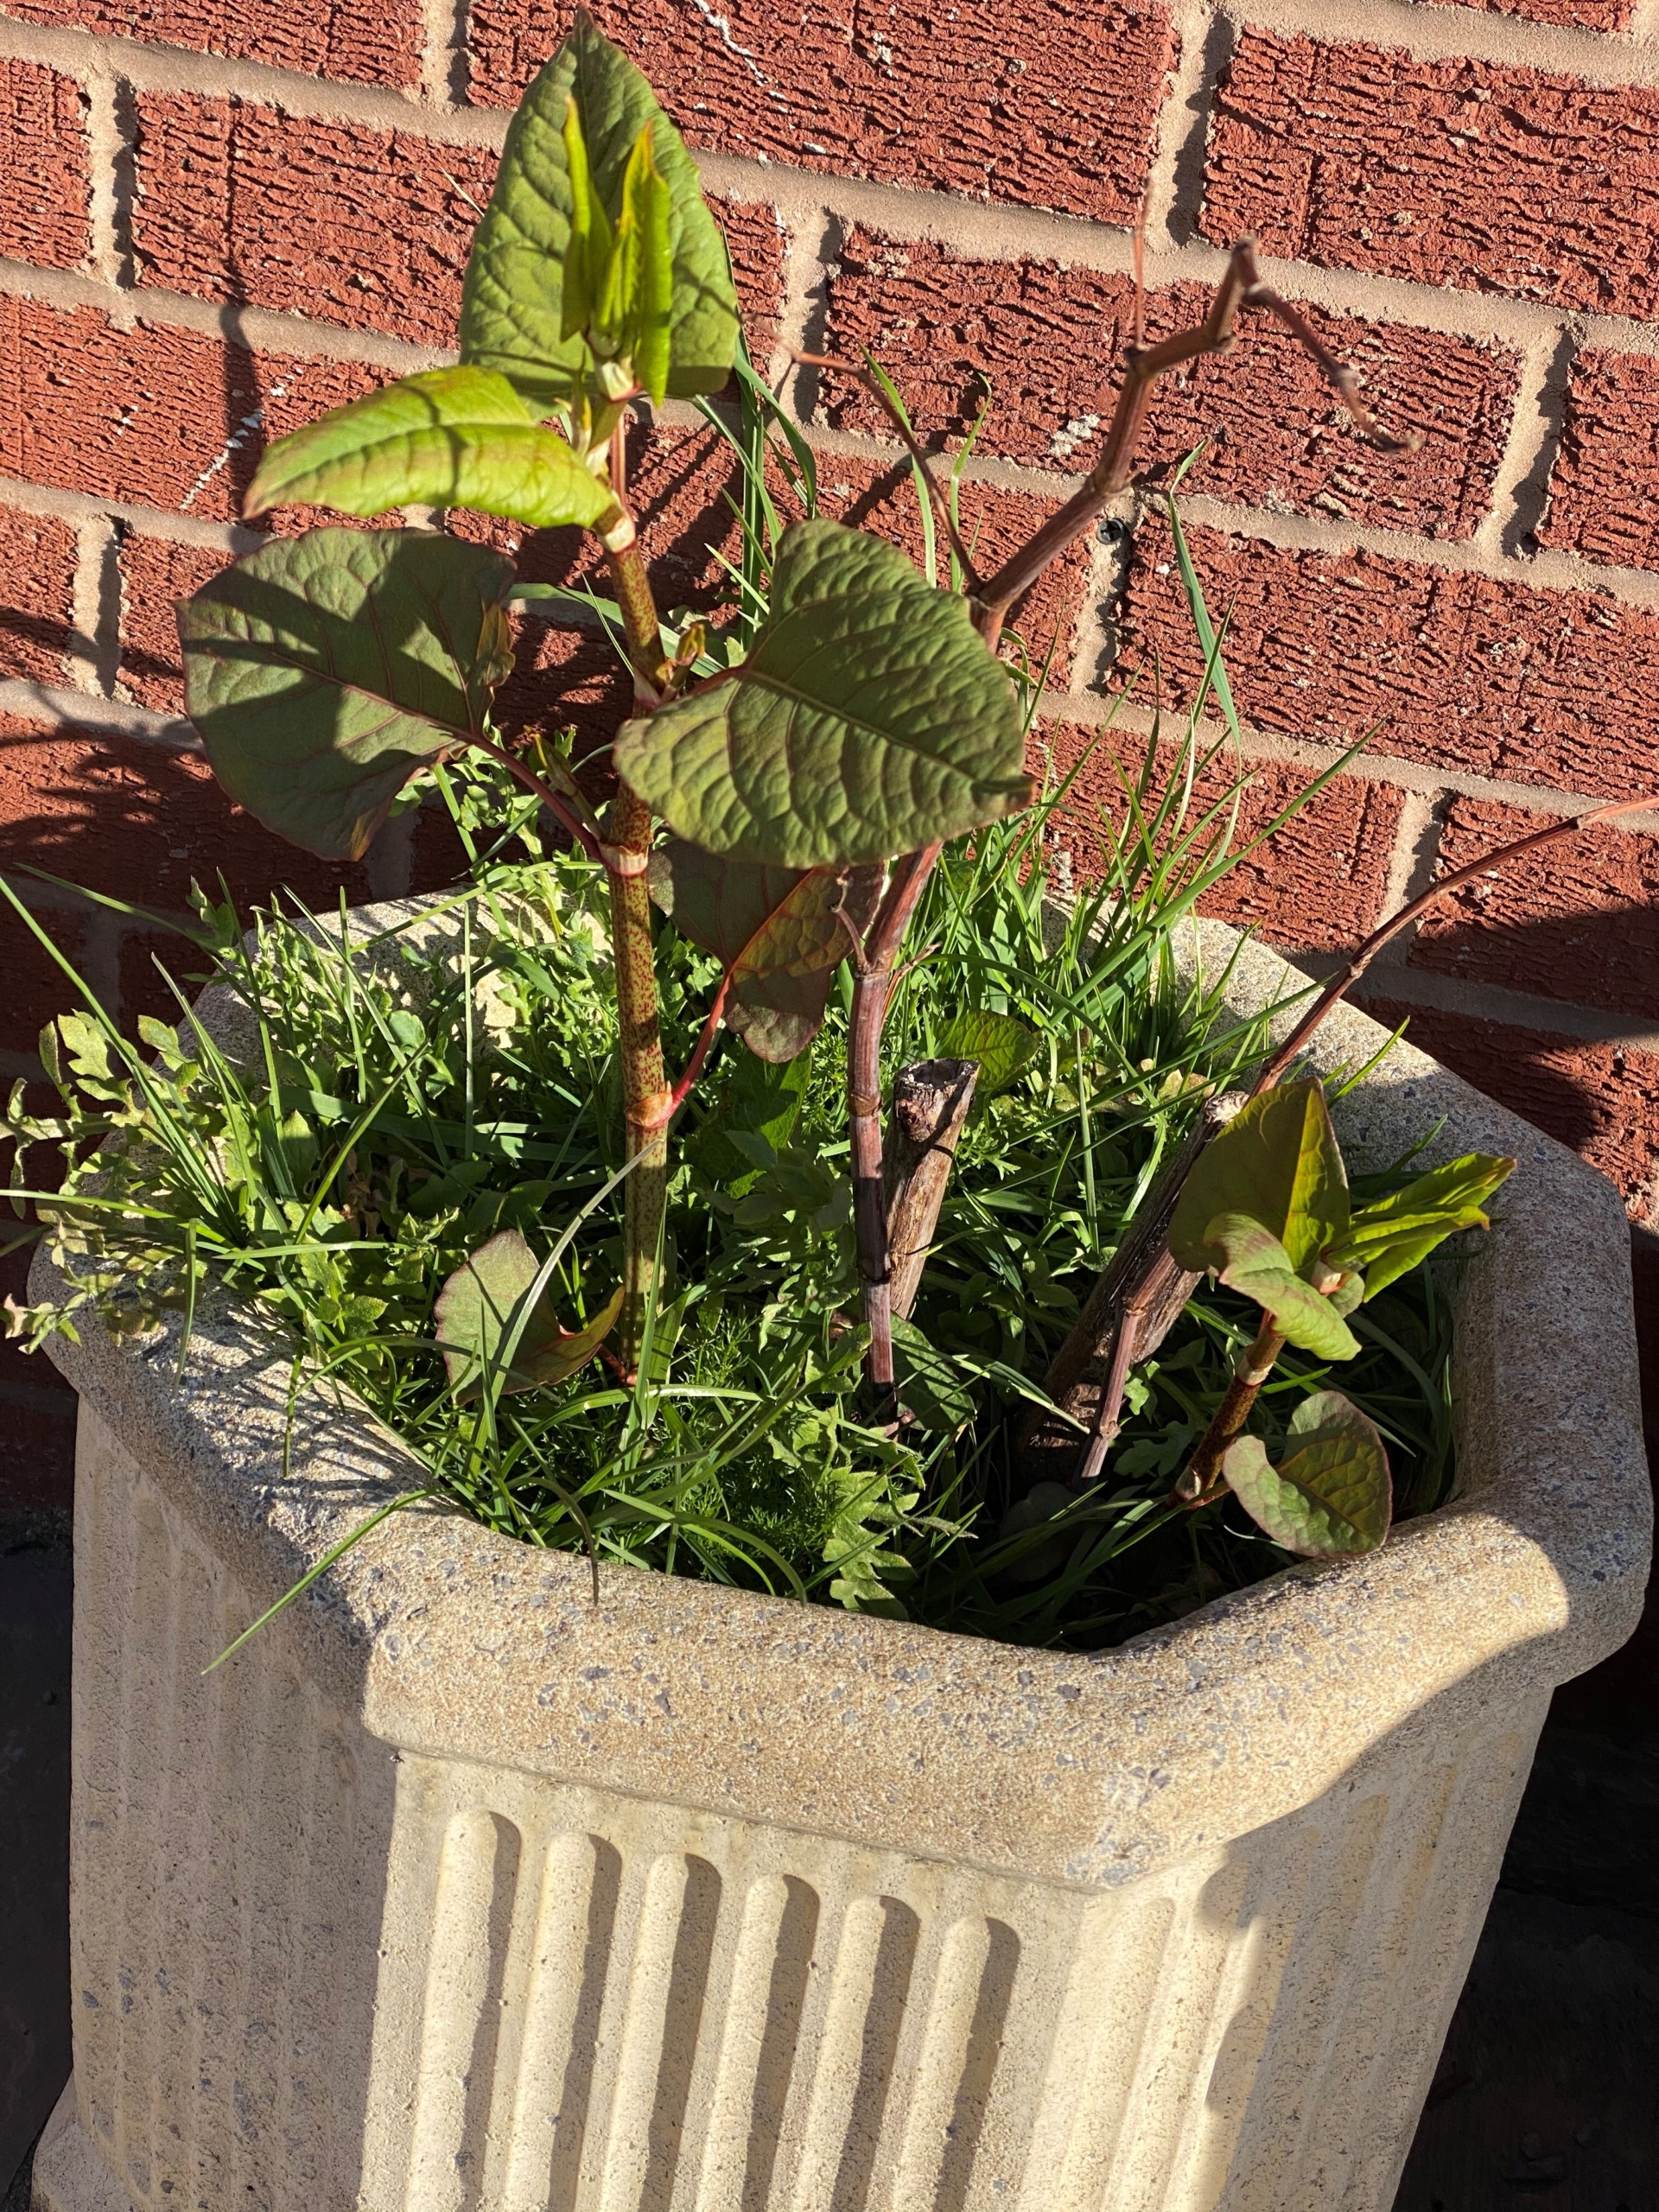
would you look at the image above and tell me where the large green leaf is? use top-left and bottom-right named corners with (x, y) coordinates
top-left (934, 1008), bottom-right (1039, 1096)
top-left (180, 528), bottom-right (514, 860)
top-left (244, 367), bottom-right (613, 528)
top-left (1168, 1077), bottom-right (1349, 1277)
top-left (1222, 1389), bottom-right (1391, 1557)
top-left (1200, 1213), bottom-right (1361, 1360)
top-left (648, 839), bottom-right (881, 1061)
top-left (1325, 1151), bottom-right (1514, 1295)
top-left (434, 1227), bottom-right (621, 1401)
top-left (614, 520), bottom-right (1032, 867)
top-left (459, 10), bottom-right (739, 410)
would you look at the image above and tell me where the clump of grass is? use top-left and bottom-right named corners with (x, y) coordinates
top-left (2, 690), bottom-right (1454, 1653)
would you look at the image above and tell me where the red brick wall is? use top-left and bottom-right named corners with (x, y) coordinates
top-left (3, 0), bottom-right (1659, 1487)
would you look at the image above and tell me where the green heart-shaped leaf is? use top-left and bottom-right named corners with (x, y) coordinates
top-left (1325, 1151), bottom-right (1514, 1294)
top-left (1222, 1389), bottom-right (1391, 1556)
top-left (649, 839), bottom-right (882, 1061)
top-left (615, 520), bottom-right (1032, 867)
top-left (1168, 1077), bottom-right (1349, 1277)
top-left (459, 10), bottom-right (739, 411)
top-left (244, 367), bottom-right (613, 528)
top-left (434, 1226), bottom-right (621, 1401)
top-left (179, 527), bottom-right (515, 859)
top-left (1200, 1212), bottom-right (1361, 1360)
top-left (893, 1314), bottom-right (976, 1433)
top-left (934, 1007), bottom-right (1039, 1096)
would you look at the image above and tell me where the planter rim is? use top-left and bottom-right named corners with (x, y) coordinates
top-left (35, 899), bottom-right (1651, 1892)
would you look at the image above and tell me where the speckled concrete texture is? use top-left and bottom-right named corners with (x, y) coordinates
top-left (29, 910), bottom-right (1651, 2212)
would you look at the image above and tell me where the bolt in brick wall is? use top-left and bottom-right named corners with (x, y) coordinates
top-left (8, 0), bottom-right (1659, 1493)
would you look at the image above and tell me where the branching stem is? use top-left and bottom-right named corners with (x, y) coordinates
top-left (973, 237), bottom-right (1417, 644)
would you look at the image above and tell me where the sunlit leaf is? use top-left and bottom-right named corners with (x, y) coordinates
top-left (893, 1314), bottom-right (976, 1432)
top-left (688, 1043), bottom-right (812, 1192)
top-left (934, 1007), bottom-right (1039, 1096)
top-left (616, 519), bottom-right (1031, 868)
top-left (244, 367), bottom-right (613, 528)
top-left (1168, 1077), bottom-right (1349, 1276)
top-left (180, 528), bottom-right (515, 860)
top-left (460, 10), bottom-right (739, 410)
top-left (434, 1226), bottom-right (620, 1401)
top-left (1326, 1151), bottom-right (1514, 1295)
top-left (1199, 1212), bottom-right (1361, 1360)
top-left (1223, 1389), bottom-right (1391, 1556)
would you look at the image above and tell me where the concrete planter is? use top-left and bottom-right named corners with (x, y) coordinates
top-left (29, 913), bottom-right (1650, 2212)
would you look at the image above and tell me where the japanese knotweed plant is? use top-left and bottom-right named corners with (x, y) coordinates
top-left (175, 11), bottom-right (1420, 1426)
top-left (1162, 1078), bottom-right (1511, 1554)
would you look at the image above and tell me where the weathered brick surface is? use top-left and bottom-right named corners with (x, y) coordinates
top-left (1049, 726), bottom-right (1405, 954)
top-left (0, 297), bottom-right (382, 522)
top-left (0, 60), bottom-right (87, 272)
top-left (0, 714), bottom-right (374, 920)
top-left (132, 99), bottom-right (496, 348)
top-left (713, 199), bottom-right (788, 370)
top-left (823, 233), bottom-right (1516, 541)
top-left (1541, 349), bottom-right (1659, 572)
top-left (130, 101), bottom-right (791, 371)
top-left (1363, 994), bottom-right (1659, 1218)
top-left (1116, 518), bottom-right (1659, 802)
top-left (0, 507), bottom-right (79, 685)
top-left (117, 533), bottom-right (229, 714)
top-left (467, 0), bottom-right (1176, 224)
top-left (1410, 798), bottom-right (1659, 1022)
top-left (1204, 35), bottom-right (1659, 321)
top-left (1421, 0), bottom-right (1632, 23)
top-left (2, 0), bottom-right (423, 87)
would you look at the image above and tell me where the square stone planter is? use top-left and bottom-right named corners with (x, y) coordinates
top-left (29, 914), bottom-right (1650, 2212)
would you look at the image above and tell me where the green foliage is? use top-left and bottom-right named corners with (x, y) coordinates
top-left (1327, 1152), bottom-right (1514, 1296)
top-left (179, 529), bottom-right (515, 859)
top-left (244, 367), bottom-right (613, 528)
top-left (613, 519), bottom-right (1033, 867)
top-left (1, 741), bottom-right (1462, 1648)
top-left (1221, 1391), bottom-right (1391, 1556)
top-left (1168, 1077), bottom-right (1349, 1276)
top-left (933, 1007), bottom-right (1039, 1096)
top-left (434, 1226), bottom-right (622, 1400)
top-left (458, 10), bottom-right (738, 414)
top-left (1198, 1213), bottom-right (1362, 1360)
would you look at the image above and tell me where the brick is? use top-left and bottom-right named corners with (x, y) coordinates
top-left (823, 233), bottom-right (1516, 541)
top-left (0, 894), bottom-right (90, 1063)
top-left (0, 712), bottom-right (376, 926)
top-left (1115, 517), bottom-right (1659, 803)
top-left (1410, 798), bottom-right (1659, 1023)
top-left (1541, 350), bottom-right (1659, 572)
top-left (1204, 34), bottom-right (1659, 321)
top-left (1048, 729), bottom-right (1404, 953)
top-left (467, 0), bottom-right (1175, 225)
top-left (0, 60), bottom-right (87, 271)
top-left (132, 99), bottom-right (498, 348)
top-left (3, 0), bottom-right (423, 87)
top-left (0, 297), bottom-right (382, 524)
top-left (118, 534), bottom-right (241, 715)
top-left (1361, 995), bottom-right (1659, 1217)
top-left (711, 199), bottom-right (788, 370)
top-left (1421, 0), bottom-right (1631, 22)
top-left (0, 508), bottom-right (79, 686)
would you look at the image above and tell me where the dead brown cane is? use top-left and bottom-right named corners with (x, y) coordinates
top-left (971, 237), bottom-right (1420, 646)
